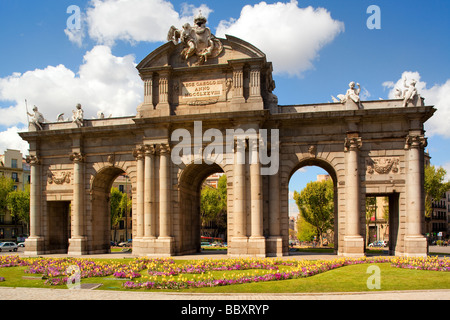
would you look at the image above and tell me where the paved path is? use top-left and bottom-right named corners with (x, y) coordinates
top-left (2, 286), bottom-right (450, 300)
top-left (0, 287), bottom-right (449, 300)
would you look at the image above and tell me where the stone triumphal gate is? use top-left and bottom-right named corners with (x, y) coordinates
top-left (20, 15), bottom-right (435, 258)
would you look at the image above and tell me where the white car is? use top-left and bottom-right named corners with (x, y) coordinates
top-left (0, 242), bottom-right (18, 252)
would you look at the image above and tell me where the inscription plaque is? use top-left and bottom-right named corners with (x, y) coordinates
top-left (181, 80), bottom-right (223, 99)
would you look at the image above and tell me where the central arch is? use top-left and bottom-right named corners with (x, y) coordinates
top-left (177, 161), bottom-right (225, 255)
top-left (287, 158), bottom-right (340, 255)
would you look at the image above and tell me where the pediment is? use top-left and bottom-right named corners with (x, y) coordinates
top-left (137, 35), bottom-right (266, 72)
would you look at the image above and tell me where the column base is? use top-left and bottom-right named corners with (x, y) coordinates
top-left (404, 235), bottom-right (428, 257)
top-left (266, 236), bottom-right (285, 257)
top-left (342, 235), bottom-right (365, 258)
top-left (228, 236), bottom-right (248, 257)
top-left (68, 237), bottom-right (88, 256)
top-left (150, 237), bottom-right (174, 257)
top-left (24, 236), bottom-right (45, 255)
top-left (133, 237), bottom-right (158, 256)
top-left (248, 236), bottom-right (266, 257)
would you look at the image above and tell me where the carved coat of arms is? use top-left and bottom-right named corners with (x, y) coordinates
top-left (167, 12), bottom-right (224, 65)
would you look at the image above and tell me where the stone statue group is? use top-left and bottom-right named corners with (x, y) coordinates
top-left (27, 103), bottom-right (85, 131)
top-left (332, 78), bottom-right (420, 108)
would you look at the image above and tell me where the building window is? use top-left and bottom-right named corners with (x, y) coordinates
top-left (12, 172), bottom-right (19, 182)
top-left (11, 159), bottom-right (18, 168)
top-left (0, 229), bottom-right (3, 239)
top-left (119, 185), bottom-right (124, 193)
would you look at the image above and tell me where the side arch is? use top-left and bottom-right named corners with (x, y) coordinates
top-left (88, 163), bottom-right (135, 254)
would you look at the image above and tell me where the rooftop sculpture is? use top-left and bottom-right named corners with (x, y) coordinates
top-left (332, 81), bottom-right (361, 106)
top-left (167, 11), bottom-right (224, 65)
top-left (27, 105), bottom-right (45, 131)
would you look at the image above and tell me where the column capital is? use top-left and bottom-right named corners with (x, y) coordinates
top-left (157, 143), bottom-right (171, 155)
top-left (144, 144), bottom-right (157, 156)
top-left (26, 155), bottom-right (40, 165)
top-left (69, 152), bottom-right (84, 163)
top-left (404, 134), bottom-right (427, 150)
top-left (344, 136), bottom-right (362, 152)
top-left (133, 145), bottom-right (145, 159)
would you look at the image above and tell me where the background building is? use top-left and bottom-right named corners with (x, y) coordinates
top-left (427, 190), bottom-right (450, 243)
top-left (0, 149), bottom-right (30, 242)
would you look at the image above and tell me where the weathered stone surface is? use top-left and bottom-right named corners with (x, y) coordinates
top-left (19, 30), bottom-right (435, 258)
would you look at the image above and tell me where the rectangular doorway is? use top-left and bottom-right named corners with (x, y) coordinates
top-left (47, 201), bottom-right (71, 253)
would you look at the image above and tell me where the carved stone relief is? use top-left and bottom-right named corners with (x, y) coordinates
top-left (366, 157), bottom-right (399, 175)
top-left (47, 171), bottom-right (72, 185)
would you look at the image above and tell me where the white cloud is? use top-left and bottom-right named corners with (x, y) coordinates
top-left (443, 162), bottom-right (450, 182)
top-left (0, 45), bottom-right (142, 124)
top-left (215, 0), bottom-right (344, 77)
top-left (383, 71), bottom-right (450, 138)
top-left (0, 126), bottom-right (29, 155)
top-left (81, 0), bottom-right (212, 46)
top-left (0, 45), bottom-right (143, 155)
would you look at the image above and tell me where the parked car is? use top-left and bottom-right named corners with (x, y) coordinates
top-left (18, 242), bottom-right (26, 247)
top-left (368, 240), bottom-right (387, 247)
top-left (0, 242), bottom-right (18, 252)
top-left (118, 240), bottom-right (132, 247)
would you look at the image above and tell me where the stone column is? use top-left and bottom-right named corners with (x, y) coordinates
top-left (133, 146), bottom-right (145, 239)
top-left (233, 138), bottom-right (247, 239)
top-left (343, 134), bottom-right (364, 257)
top-left (158, 143), bottom-right (171, 239)
top-left (25, 155), bottom-right (44, 254)
top-left (250, 140), bottom-right (263, 238)
top-left (249, 138), bottom-right (265, 256)
top-left (267, 170), bottom-right (283, 256)
top-left (144, 144), bottom-right (156, 239)
top-left (229, 137), bottom-right (248, 257)
top-left (69, 152), bottom-right (87, 255)
top-left (404, 133), bottom-right (428, 257)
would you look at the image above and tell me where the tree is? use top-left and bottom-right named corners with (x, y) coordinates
top-left (424, 165), bottom-right (450, 218)
top-left (296, 214), bottom-right (316, 242)
top-left (0, 176), bottom-right (15, 215)
top-left (293, 179), bottom-right (334, 246)
top-left (110, 187), bottom-right (124, 243)
top-left (6, 184), bottom-right (30, 233)
top-left (200, 175), bottom-right (227, 238)
top-left (365, 196), bottom-right (376, 245)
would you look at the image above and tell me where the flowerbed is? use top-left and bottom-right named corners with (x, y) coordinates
top-left (0, 255), bottom-right (448, 289)
top-left (391, 256), bottom-right (450, 272)
top-left (125, 256), bottom-right (394, 290)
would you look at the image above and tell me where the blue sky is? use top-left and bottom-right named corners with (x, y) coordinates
top-left (1, 0), bottom-right (449, 216)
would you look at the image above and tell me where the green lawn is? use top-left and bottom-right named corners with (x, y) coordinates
top-left (0, 256), bottom-right (449, 294)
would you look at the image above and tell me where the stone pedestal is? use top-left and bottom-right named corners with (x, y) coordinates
top-left (248, 237), bottom-right (266, 257)
top-left (404, 235), bottom-right (428, 257)
top-left (24, 236), bottom-right (45, 255)
top-left (266, 236), bottom-right (284, 257)
top-left (154, 237), bottom-right (174, 257)
top-left (343, 236), bottom-right (365, 257)
top-left (68, 237), bottom-right (87, 256)
top-left (228, 237), bottom-right (248, 257)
